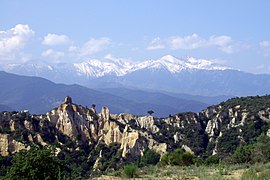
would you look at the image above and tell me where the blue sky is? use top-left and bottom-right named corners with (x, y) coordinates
top-left (0, 0), bottom-right (270, 73)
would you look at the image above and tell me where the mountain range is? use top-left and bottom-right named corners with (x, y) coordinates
top-left (0, 71), bottom-right (216, 116)
top-left (1, 55), bottom-right (270, 96)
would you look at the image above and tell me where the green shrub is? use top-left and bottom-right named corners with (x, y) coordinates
top-left (231, 145), bottom-right (254, 164)
top-left (159, 149), bottom-right (194, 166)
top-left (193, 157), bottom-right (204, 166)
top-left (140, 148), bottom-right (160, 166)
top-left (159, 152), bottom-right (170, 166)
top-left (251, 133), bottom-right (270, 163)
top-left (5, 145), bottom-right (68, 179)
top-left (205, 155), bottom-right (220, 165)
top-left (169, 149), bottom-right (185, 165)
top-left (182, 152), bottom-right (194, 166)
top-left (123, 164), bottom-right (137, 178)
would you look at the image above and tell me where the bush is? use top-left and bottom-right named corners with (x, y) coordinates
top-left (231, 145), bottom-right (253, 164)
top-left (140, 148), bottom-right (160, 166)
top-left (251, 134), bottom-right (270, 163)
top-left (205, 155), bottom-right (220, 165)
top-left (159, 149), bottom-right (194, 166)
top-left (5, 145), bottom-right (68, 179)
top-left (182, 152), bottom-right (194, 166)
top-left (123, 164), bottom-right (137, 178)
top-left (159, 152), bottom-right (170, 166)
top-left (169, 149), bottom-right (185, 165)
top-left (193, 157), bottom-right (204, 166)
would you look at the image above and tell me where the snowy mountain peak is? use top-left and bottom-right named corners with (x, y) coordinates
top-left (136, 55), bottom-right (230, 73)
top-left (159, 55), bottom-right (179, 63)
top-left (0, 55), bottom-right (232, 78)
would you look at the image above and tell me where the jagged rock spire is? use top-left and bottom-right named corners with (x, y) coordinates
top-left (101, 107), bottom-right (110, 120)
top-left (64, 96), bottom-right (72, 104)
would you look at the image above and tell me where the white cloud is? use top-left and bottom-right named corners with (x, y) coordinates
top-left (42, 33), bottom-right (70, 46)
top-left (69, 37), bottom-right (111, 57)
top-left (147, 37), bottom-right (165, 50)
top-left (209, 35), bottom-right (232, 46)
top-left (147, 34), bottom-right (244, 54)
top-left (41, 49), bottom-right (64, 59)
top-left (260, 41), bottom-right (270, 47)
top-left (169, 34), bottom-right (206, 50)
top-left (259, 41), bottom-right (270, 57)
top-left (0, 24), bottom-right (34, 56)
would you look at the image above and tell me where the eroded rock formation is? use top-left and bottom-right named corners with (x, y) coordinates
top-left (0, 95), bottom-right (269, 170)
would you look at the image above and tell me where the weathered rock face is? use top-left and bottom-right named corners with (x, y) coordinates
top-left (0, 95), bottom-right (270, 170)
top-left (201, 96), bottom-right (270, 156)
top-left (0, 134), bottom-right (9, 156)
top-left (0, 133), bottom-right (29, 156)
top-left (46, 103), bottom-right (96, 140)
top-left (100, 107), bottom-right (110, 121)
top-left (0, 97), bottom-right (206, 161)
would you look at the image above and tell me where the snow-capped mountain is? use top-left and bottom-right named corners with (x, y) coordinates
top-left (73, 55), bottom-right (230, 77)
top-left (1, 55), bottom-right (270, 96)
top-left (0, 55), bottom-right (230, 78)
top-left (1, 55), bottom-right (230, 80)
top-left (74, 59), bottom-right (133, 77)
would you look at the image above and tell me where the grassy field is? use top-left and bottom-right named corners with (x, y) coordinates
top-left (94, 163), bottom-right (270, 180)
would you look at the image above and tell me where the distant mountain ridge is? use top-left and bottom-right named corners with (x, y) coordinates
top-left (1, 55), bottom-right (270, 96)
top-left (0, 71), bottom-right (210, 116)
top-left (74, 55), bottom-right (230, 77)
top-left (1, 55), bottom-right (229, 78)
top-left (0, 104), bottom-right (13, 112)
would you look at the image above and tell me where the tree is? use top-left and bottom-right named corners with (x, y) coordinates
top-left (147, 110), bottom-right (154, 116)
top-left (5, 145), bottom-right (68, 179)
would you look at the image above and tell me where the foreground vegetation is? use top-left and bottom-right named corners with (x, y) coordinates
top-left (103, 133), bottom-right (270, 179)
top-left (0, 133), bottom-right (269, 179)
top-left (102, 163), bottom-right (270, 180)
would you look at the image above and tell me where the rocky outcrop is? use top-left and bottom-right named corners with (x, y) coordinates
top-left (0, 95), bottom-right (270, 170)
top-left (100, 107), bottom-right (110, 121)
top-left (0, 134), bottom-right (9, 156)
top-left (0, 133), bottom-right (29, 156)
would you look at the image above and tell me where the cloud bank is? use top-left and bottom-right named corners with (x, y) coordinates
top-left (147, 34), bottom-right (245, 53)
top-left (42, 33), bottom-right (71, 46)
top-left (259, 41), bottom-right (270, 57)
top-left (41, 49), bottom-right (65, 59)
top-left (0, 24), bottom-right (34, 59)
top-left (69, 38), bottom-right (111, 57)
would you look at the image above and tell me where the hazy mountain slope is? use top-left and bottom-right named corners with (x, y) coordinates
top-left (0, 71), bottom-right (131, 114)
top-left (98, 87), bottom-right (208, 112)
top-left (0, 71), bottom-right (209, 116)
top-left (160, 91), bottom-right (233, 105)
top-left (99, 87), bottom-right (232, 107)
top-left (0, 104), bottom-right (13, 112)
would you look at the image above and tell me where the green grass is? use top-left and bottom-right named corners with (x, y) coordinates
top-left (100, 162), bottom-right (270, 179)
